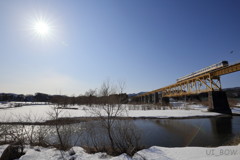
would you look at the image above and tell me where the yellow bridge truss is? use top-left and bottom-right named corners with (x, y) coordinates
top-left (137, 62), bottom-right (240, 98)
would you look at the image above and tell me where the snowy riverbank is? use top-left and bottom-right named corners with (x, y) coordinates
top-left (1, 144), bottom-right (240, 160)
top-left (0, 103), bottom-right (230, 122)
top-left (1, 102), bottom-right (240, 159)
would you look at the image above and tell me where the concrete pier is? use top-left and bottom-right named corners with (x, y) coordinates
top-left (149, 94), bottom-right (153, 103)
top-left (144, 95), bottom-right (148, 103)
top-left (208, 91), bottom-right (232, 114)
top-left (154, 92), bottom-right (159, 103)
top-left (162, 97), bottom-right (170, 106)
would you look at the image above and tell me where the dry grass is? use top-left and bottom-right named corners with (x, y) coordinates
top-left (186, 98), bottom-right (239, 108)
top-left (224, 135), bottom-right (240, 146)
top-left (228, 98), bottom-right (239, 108)
top-left (186, 100), bottom-right (209, 107)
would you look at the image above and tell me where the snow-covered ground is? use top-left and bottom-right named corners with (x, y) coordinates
top-left (0, 102), bottom-right (240, 159)
top-left (128, 109), bottom-right (221, 118)
top-left (232, 107), bottom-right (240, 114)
top-left (0, 145), bottom-right (8, 157)
top-left (0, 102), bottom-right (48, 111)
top-left (0, 103), bottom-right (227, 122)
top-left (0, 144), bottom-right (239, 160)
top-left (134, 145), bottom-right (240, 160)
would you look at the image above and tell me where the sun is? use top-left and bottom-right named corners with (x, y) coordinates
top-left (26, 12), bottom-right (64, 44)
top-left (34, 21), bottom-right (50, 36)
top-left (28, 14), bottom-right (55, 40)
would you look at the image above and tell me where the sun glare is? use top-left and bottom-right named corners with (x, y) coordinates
top-left (34, 21), bottom-right (50, 36)
top-left (28, 14), bottom-right (55, 40)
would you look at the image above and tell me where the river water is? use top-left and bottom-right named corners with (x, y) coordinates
top-left (134, 116), bottom-right (240, 147)
top-left (8, 115), bottom-right (238, 148)
top-left (64, 116), bottom-right (240, 148)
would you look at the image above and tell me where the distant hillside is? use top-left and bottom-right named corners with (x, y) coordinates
top-left (128, 92), bottom-right (146, 97)
top-left (223, 87), bottom-right (240, 98)
top-left (223, 87), bottom-right (240, 91)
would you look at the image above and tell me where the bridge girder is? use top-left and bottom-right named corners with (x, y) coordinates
top-left (162, 73), bottom-right (221, 97)
top-left (134, 62), bottom-right (240, 100)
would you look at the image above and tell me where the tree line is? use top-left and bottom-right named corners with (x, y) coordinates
top-left (0, 92), bottom-right (128, 106)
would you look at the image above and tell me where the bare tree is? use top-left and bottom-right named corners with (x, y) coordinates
top-left (85, 89), bottom-right (97, 97)
top-left (86, 80), bottom-right (142, 155)
top-left (47, 105), bottom-right (83, 159)
top-left (89, 81), bottom-right (124, 151)
top-left (47, 106), bottom-right (65, 148)
top-left (85, 88), bottom-right (97, 106)
top-left (112, 120), bottom-right (142, 156)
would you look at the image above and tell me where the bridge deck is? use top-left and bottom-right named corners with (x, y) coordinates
top-left (211, 62), bottom-right (240, 77)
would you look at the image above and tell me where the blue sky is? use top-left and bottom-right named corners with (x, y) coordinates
top-left (0, 0), bottom-right (240, 95)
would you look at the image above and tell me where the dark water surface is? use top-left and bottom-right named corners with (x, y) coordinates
top-left (48, 116), bottom-right (240, 148)
top-left (134, 116), bottom-right (240, 147)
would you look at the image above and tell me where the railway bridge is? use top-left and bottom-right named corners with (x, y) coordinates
top-left (132, 61), bottom-right (240, 114)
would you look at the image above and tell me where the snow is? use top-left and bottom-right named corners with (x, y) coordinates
top-left (0, 103), bottom-right (224, 122)
top-left (17, 146), bottom-right (129, 160)
top-left (1, 145), bottom-right (239, 160)
top-left (0, 145), bottom-right (8, 157)
top-left (0, 105), bottom-right (56, 122)
top-left (127, 109), bottom-right (221, 118)
top-left (0, 102), bottom-right (9, 109)
top-left (231, 106), bottom-right (240, 113)
top-left (0, 102), bottom-right (47, 109)
top-left (0, 102), bottom-right (239, 159)
top-left (134, 145), bottom-right (240, 160)
top-left (19, 148), bottom-right (63, 160)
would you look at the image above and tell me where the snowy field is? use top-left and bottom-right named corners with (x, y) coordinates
top-left (0, 144), bottom-right (240, 160)
top-left (0, 102), bottom-right (47, 109)
top-left (0, 102), bottom-right (240, 159)
top-left (0, 102), bottom-right (230, 122)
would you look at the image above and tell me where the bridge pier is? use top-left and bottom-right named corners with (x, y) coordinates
top-left (208, 91), bottom-right (232, 114)
top-left (141, 96), bottom-right (144, 103)
top-left (154, 92), bottom-right (159, 103)
top-left (149, 94), bottom-right (153, 103)
top-left (144, 96), bottom-right (148, 103)
top-left (162, 97), bottom-right (169, 106)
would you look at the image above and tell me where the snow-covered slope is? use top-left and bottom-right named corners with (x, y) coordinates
top-left (1, 145), bottom-right (239, 160)
top-left (0, 104), bottom-right (223, 122)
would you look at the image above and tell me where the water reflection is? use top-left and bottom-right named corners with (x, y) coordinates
top-left (211, 116), bottom-right (232, 134)
top-left (134, 116), bottom-right (238, 147)
top-left (31, 116), bottom-right (240, 148)
top-left (0, 116), bottom-right (240, 147)
top-left (153, 119), bottom-right (205, 146)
